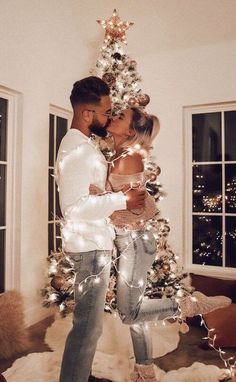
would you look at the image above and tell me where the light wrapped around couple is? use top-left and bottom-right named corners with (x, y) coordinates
top-left (56, 76), bottom-right (231, 382)
top-left (89, 106), bottom-right (230, 381)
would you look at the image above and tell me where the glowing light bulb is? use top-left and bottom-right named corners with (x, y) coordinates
top-left (49, 293), bottom-right (57, 302)
top-left (59, 303), bottom-right (65, 312)
top-left (139, 279), bottom-right (144, 287)
top-left (134, 144), bottom-right (141, 151)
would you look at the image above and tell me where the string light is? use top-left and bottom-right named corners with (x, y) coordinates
top-left (199, 315), bottom-right (235, 378)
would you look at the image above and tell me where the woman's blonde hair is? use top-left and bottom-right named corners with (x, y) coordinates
top-left (121, 107), bottom-right (160, 150)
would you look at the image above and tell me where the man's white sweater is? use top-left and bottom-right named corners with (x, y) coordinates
top-left (55, 128), bottom-right (126, 252)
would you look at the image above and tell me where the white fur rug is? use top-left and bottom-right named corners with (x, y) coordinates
top-left (3, 313), bottom-right (230, 382)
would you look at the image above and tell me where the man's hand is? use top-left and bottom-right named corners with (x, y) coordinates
top-left (122, 186), bottom-right (146, 210)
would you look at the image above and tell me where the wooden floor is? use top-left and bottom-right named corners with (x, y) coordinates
top-left (0, 315), bottom-right (236, 381)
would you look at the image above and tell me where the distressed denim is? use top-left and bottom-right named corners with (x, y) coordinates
top-left (59, 250), bottom-right (112, 382)
top-left (115, 229), bottom-right (179, 364)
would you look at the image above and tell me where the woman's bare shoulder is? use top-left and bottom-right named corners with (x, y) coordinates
top-left (116, 153), bottom-right (144, 174)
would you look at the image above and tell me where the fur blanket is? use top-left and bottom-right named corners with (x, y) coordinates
top-left (3, 313), bottom-right (230, 381)
top-left (0, 291), bottom-right (30, 359)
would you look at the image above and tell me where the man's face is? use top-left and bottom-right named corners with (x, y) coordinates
top-left (89, 95), bottom-right (112, 138)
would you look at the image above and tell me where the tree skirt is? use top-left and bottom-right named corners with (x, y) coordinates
top-left (3, 313), bottom-right (229, 382)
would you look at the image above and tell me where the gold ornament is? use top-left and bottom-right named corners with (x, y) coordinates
top-left (51, 275), bottom-right (65, 290)
top-left (128, 97), bottom-right (137, 106)
top-left (117, 63), bottom-right (125, 70)
top-left (138, 94), bottom-right (150, 107)
top-left (97, 9), bottom-right (134, 44)
top-left (102, 72), bottom-right (116, 87)
top-left (129, 60), bottom-right (137, 68)
top-left (162, 262), bottom-right (171, 272)
top-left (155, 166), bottom-right (161, 176)
top-left (149, 173), bottom-right (157, 182)
top-left (106, 291), bottom-right (115, 303)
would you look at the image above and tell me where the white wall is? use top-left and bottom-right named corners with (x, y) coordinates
top-left (0, 0), bottom-right (236, 324)
top-left (140, 40), bottom-right (236, 258)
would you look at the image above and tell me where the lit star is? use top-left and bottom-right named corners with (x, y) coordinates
top-left (97, 9), bottom-right (134, 44)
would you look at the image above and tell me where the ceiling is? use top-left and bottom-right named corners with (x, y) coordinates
top-left (75, 0), bottom-right (236, 54)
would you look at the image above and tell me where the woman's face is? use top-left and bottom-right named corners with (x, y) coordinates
top-left (107, 108), bottom-right (133, 138)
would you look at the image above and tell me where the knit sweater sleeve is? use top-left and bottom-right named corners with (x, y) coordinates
top-left (56, 144), bottom-right (127, 221)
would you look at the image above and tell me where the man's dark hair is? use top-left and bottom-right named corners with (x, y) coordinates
top-left (70, 76), bottom-right (110, 108)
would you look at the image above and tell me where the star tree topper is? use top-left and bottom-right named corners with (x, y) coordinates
top-left (97, 9), bottom-right (134, 44)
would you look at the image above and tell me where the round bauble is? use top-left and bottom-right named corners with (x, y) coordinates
top-left (128, 97), bottom-right (137, 106)
top-left (117, 63), bottom-right (125, 70)
top-left (138, 94), bottom-right (150, 107)
top-left (106, 291), bottom-right (115, 303)
top-left (51, 275), bottom-right (65, 290)
top-left (148, 173), bottom-right (157, 182)
top-left (155, 166), bottom-right (161, 176)
top-left (162, 262), bottom-right (171, 272)
top-left (102, 73), bottom-right (116, 87)
top-left (129, 60), bottom-right (137, 68)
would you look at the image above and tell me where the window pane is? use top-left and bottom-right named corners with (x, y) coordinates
top-left (193, 215), bottom-right (222, 266)
top-left (56, 185), bottom-right (62, 219)
top-left (225, 164), bottom-right (236, 213)
top-left (0, 229), bottom-right (5, 293)
top-left (48, 223), bottom-right (54, 255)
top-left (193, 164), bottom-right (222, 213)
top-left (48, 169), bottom-right (54, 221)
top-left (49, 114), bottom-right (54, 166)
top-left (225, 111), bottom-right (236, 161)
top-left (0, 164), bottom-right (6, 226)
top-left (192, 112), bottom-right (221, 162)
top-left (0, 98), bottom-right (8, 162)
top-left (56, 117), bottom-right (67, 157)
top-left (226, 217), bottom-right (236, 267)
top-left (56, 223), bottom-right (62, 251)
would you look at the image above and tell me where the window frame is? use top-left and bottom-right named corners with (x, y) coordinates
top-left (48, 105), bottom-right (72, 254)
top-left (183, 101), bottom-right (236, 279)
top-left (0, 86), bottom-right (22, 291)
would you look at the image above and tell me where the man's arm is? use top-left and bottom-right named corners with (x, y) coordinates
top-left (57, 146), bottom-right (127, 221)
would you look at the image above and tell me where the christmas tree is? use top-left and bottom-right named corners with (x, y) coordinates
top-left (42, 9), bottom-right (190, 316)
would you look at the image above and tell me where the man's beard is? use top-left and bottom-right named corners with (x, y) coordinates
top-left (90, 117), bottom-right (111, 138)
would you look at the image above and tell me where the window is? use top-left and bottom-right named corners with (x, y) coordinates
top-left (0, 87), bottom-right (22, 292)
top-left (184, 102), bottom-right (236, 278)
top-left (48, 106), bottom-right (71, 255)
top-left (0, 97), bottom-right (7, 293)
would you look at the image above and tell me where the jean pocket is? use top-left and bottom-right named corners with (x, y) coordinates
top-left (142, 232), bottom-right (157, 255)
top-left (69, 253), bottom-right (83, 272)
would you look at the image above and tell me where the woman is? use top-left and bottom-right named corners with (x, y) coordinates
top-left (106, 107), bottom-right (231, 382)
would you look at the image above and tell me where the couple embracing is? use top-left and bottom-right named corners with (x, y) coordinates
top-left (56, 76), bottom-right (231, 382)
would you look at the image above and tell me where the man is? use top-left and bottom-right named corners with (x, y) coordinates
top-left (56, 76), bottom-right (146, 382)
